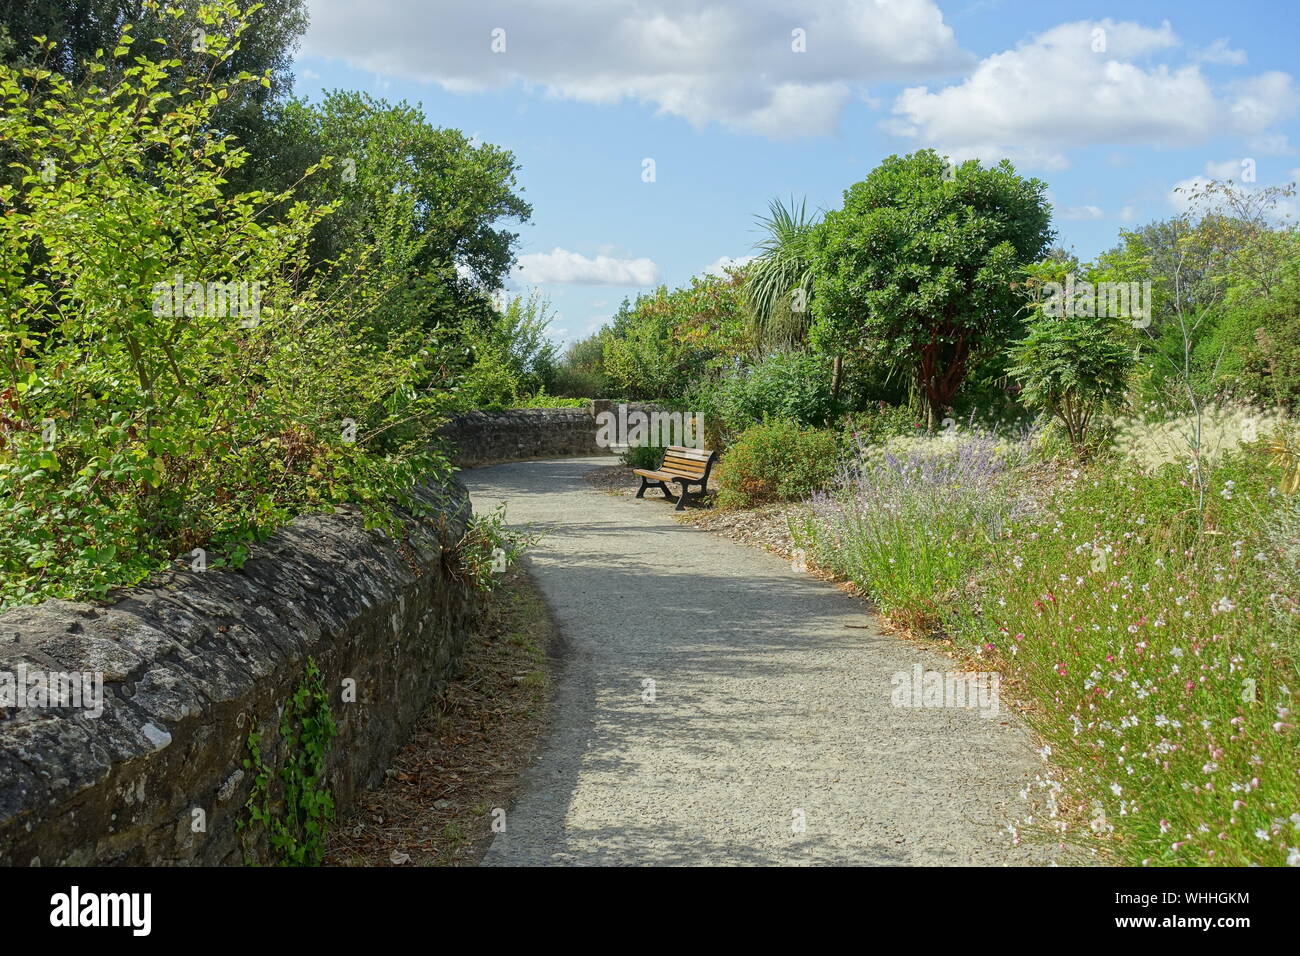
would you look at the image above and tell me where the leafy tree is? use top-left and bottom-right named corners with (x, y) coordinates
top-left (454, 292), bottom-right (559, 407)
top-left (667, 265), bottom-right (751, 364)
top-left (1101, 181), bottom-right (1296, 408)
top-left (1008, 314), bottom-right (1135, 452)
top-left (553, 331), bottom-right (612, 398)
top-left (809, 150), bottom-right (1053, 427)
top-left (1201, 236), bottom-right (1300, 409)
top-left (602, 306), bottom-right (686, 400)
top-left (249, 90), bottom-right (531, 315)
top-left (1, 0), bottom-right (307, 177)
top-left (608, 297), bottom-right (635, 336)
top-left (602, 271), bottom-right (749, 399)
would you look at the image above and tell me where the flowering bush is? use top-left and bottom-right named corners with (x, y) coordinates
top-left (793, 430), bottom-right (1032, 629)
top-left (791, 422), bottom-right (1298, 864)
top-left (947, 448), bottom-right (1298, 865)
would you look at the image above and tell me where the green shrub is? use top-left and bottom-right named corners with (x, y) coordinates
top-left (511, 391), bottom-right (588, 409)
top-left (714, 420), bottom-right (838, 508)
top-left (837, 402), bottom-right (922, 450)
top-left (1196, 259), bottom-right (1300, 410)
top-left (1008, 312), bottom-right (1135, 452)
top-left (450, 292), bottom-right (562, 411)
top-left (450, 504), bottom-right (539, 592)
top-left (712, 351), bottom-right (839, 441)
top-left (0, 8), bottom-right (454, 612)
top-left (456, 351), bottom-right (522, 410)
top-left (619, 445), bottom-right (665, 470)
top-left (553, 331), bottom-right (611, 399)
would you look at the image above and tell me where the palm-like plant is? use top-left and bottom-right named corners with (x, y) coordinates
top-left (744, 197), bottom-right (820, 353)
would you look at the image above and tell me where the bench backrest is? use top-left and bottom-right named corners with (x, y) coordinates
top-left (660, 445), bottom-right (716, 481)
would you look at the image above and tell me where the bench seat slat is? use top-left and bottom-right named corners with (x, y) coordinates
top-left (665, 446), bottom-right (710, 460)
top-left (658, 464), bottom-right (706, 477)
top-left (633, 468), bottom-right (704, 482)
top-left (661, 459), bottom-right (706, 475)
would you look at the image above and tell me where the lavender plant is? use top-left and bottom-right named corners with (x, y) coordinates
top-left (792, 429), bottom-right (1032, 628)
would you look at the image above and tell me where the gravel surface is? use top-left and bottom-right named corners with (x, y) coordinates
top-left (464, 456), bottom-right (1070, 866)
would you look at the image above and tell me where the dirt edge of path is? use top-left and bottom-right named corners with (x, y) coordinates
top-left (325, 564), bottom-right (560, 866)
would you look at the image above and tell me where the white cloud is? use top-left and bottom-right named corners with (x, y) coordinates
top-left (1247, 132), bottom-right (1294, 155)
top-left (1195, 38), bottom-right (1247, 66)
top-left (936, 143), bottom-right (1071, 171)
top-left (303, 0), bottom-right (972, 138)
top-left (1226, 72), bottom-right (1300, 133)
top-left (513, 248), bottom-right (659, 285)
top-left (1203, 158), bottom-right (1251, 180)
top-left (1061, 205), bottom-right (1104, 221)
top-left (1119, 205), bottom-right (1138, 222)
top-left (704, 255), bottom-right (755, 276)
top-left (887, 18), bottom-right (1297, 169)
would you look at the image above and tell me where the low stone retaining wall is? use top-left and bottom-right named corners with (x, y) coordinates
top-left (440, 407), bottom-right (602, 466)
top-left (0, 477), bottom-right (477, 866)
top-left (440, 401), bottom-right (660, 467)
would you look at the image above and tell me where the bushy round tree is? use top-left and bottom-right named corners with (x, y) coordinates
top-left (809, 150), bottom-right (1053, 427)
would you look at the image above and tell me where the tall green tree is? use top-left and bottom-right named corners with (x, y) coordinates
top-left (250, 90), bottom-right (532, 325)
top-left (809, 150), bottom-right (1053, 426)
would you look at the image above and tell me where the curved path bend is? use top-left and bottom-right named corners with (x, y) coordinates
top-left (465, 456), bottom-right (1062, 866)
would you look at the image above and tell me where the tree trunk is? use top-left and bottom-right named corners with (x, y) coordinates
top-left (920, 333), bottom-right (970, 430)
top-left (830, 354), bottom-right (843, 400)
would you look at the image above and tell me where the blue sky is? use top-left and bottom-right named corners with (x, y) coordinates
top-left (292, 0), bottom-right (1300, 345)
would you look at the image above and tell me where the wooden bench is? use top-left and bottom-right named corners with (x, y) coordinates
top-left (633, 445), bottom-right (717, 511)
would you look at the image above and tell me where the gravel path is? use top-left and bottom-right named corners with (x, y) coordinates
top-left (464, 456), bottom-right (1064, 866)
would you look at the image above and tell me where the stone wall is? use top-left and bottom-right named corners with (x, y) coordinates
top-left (0, 477), bottom-right (477, 866)
top-left (439, 401), bottom-right (658, 467)
top-left (440, 407), bottom-right (602, 467)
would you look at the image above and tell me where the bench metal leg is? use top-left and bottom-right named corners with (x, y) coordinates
top-left (638, 477), bottom-right (672, 500)
top-left (674, 481), bottom-right (691, 510)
